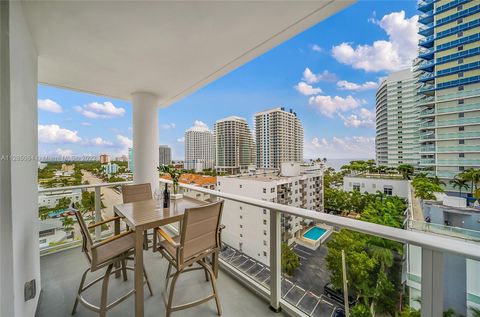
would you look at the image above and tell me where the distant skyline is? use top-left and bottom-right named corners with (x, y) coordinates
top-left (38, 0), bottom-right (419, 160)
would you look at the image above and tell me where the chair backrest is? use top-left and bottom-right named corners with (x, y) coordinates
top-left (179, 200), bottom-right (224, 265)
top-left (122, 183), bottom-right (152, 203)
top-left (73, 206), bottom-right (93, 263)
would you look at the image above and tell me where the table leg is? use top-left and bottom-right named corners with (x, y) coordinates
top-left (114, 217), bottom-right (121, 278)
top-left (213, 250), bottom-right (219, 278)
top-left (134, 229), bottom-right (145, 317)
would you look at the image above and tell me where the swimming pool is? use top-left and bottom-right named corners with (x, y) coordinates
top-left (303, 227), bottom-right (327, 241)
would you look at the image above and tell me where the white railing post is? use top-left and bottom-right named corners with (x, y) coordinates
top-left (421, 248), bottom-right (443, 317)
top-left (269, 209), bottom-right (281, 312)
top-left (94, 186), bottom-right (102, 241)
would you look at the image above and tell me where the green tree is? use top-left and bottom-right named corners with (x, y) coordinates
top-left (460, 168), bottom-right (480, 194)
top-left (443, 308), bottom-right (455, 317)
top-left (61, 216), bottom-right (74, 233)
top-left (397, 164), bottom-right (415, 180)
top-left (351, 304), bottom-right (372, 317)
top-left (450, 176), bottom-right (469, 197)
top-left (412, 176), bottom-right (444, 200)
top-left (399, 307), bottom-right (421, 317)
top-left (281, 243), bottom-right (300, 276)
top-left (470, 306), bottom-right (480, 317)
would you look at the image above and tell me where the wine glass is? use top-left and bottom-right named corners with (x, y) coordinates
top-left (153, 188), bottom-right (162, 207)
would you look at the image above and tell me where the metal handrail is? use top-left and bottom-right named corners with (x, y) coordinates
top-left (161, 180), bottom-right (480, 261)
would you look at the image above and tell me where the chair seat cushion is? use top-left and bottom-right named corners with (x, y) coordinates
top-left (159, 235), bottom-right (181, 258)
top-left (95, 232), bottom-right (135, 266)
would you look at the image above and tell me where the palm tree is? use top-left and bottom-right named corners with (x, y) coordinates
top-left (397, 164), bottom-right (415, 180)
top-left (460, 169), bottom-right (480, 195)
top-left (430, 175), bottom-right (446, 186)
top-left (470, 306), bottom-right (480, 317)
top-left (450, 177), bottom-right (469, 197)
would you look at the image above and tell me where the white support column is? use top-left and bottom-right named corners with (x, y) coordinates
top-left (269, 210), bottom-right (282, 312)
top-left (421, 248), bottom-right (443, 317)
top-left (132, 92), bottom-right (160, 192)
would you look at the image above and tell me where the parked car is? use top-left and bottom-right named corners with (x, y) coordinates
top-left (323, 283), bottom-right (357, 306)
top-left (332, 307), bottom-right (345, 317)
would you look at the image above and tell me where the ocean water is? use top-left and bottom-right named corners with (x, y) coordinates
top-left (324, 158), bottom-right (371, 171)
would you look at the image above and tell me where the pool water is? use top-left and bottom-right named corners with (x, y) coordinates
top-left (303, 227), bottom-right (327, 241)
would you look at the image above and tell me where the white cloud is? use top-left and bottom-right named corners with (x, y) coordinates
top-left (311, 44), bottom-right (323, 52)
top-left (38, 99), bottom-right (63, 113)
top-left (331, 11), bottom-right (419, 72)
top-left (54, 148), bottom-right (73, 157)
top-left (339, 108), bottom-right (375, 128)
top-left (308, 95), bottom-right (366, 117)
top-left (177, 137), bottom-right (185, 143)
top-left (75, 101), bottom-right (125, 119)
top-left (336, 80), bottom-right (379, 91)
top-left (193, 120), bottom-right (208, 129)
top-left (80, 122), bottom-right (92, 126)
top-left (38, 124), bottom-right (81, 144)
top-left (305, 136), bottom-right (375, 159)
top-left (294, 82), bottom-right (323, 96)
top-left (302, 68), bottom-right (337, 84)
top-left (115, 134), bottom-right (132, 156)
top-left (85, 137), bottom-right (114, 147)
top-left (159, 123), bottom-right (176, 130)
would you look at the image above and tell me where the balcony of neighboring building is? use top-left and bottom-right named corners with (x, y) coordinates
top-left (417, 0), bottom-right (434, 13)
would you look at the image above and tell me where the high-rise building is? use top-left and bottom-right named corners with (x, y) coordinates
top-left (128, 147), bottom-right (134, 172)
top-left (416, 0), bottom-right (480, 181)
top-left (158, 145), bottom-right (172, 166)
top-left (375, 69), bottom-right (420, 167)
top-left (99, 154), bottom-right (110, 164)
top-left (255, 107), bottom-right (304, 169)
top-left (184, 124), bottom-right (215, 172)
top-left (217, 162), bottom-right (323, 265)
top-left (214, 116), bottom-right (255, 174)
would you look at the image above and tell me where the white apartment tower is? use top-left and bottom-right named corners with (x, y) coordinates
top-left (375, 69), bottom-right (420, 167)
top-left (184, 124), bottom-right (215, 172)
top-left (255, 107), bottom-right (304, 169)
top-left (217, 162), bottom-right (323, 265)
top-left (214, 116), bottom-right (255, 175)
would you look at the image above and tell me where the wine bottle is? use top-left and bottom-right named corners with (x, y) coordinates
top-left (163, 182), bottom-right (170, 208)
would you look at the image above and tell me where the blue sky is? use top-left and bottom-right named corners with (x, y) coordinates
top-left (38, 0), bottom-right (419, 160)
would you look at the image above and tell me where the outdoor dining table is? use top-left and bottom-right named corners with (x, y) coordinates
top-left (113, 196), bottom-right (207, 317)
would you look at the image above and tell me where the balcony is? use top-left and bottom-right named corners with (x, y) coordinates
top-left (416, 59), bottom-right (435, 71)
top-left (418, 34), bottom-right (435, 48)
top-left (437, 103), bottom-right (480, 115)
top-left (418, 22), bottom-right (434, 37)
top-left (420, 145), bottom-right (436, 152)
top-left (437, 145), bottom-right (480, 153)
top-left (417, 0), bottom-right (434, 13)
top-left (420, 158), bottom-right (436, 165)
top-left (418, 72), bottom-right (435, 83)
top-left (437, 116), bottom-right (480, 127)
top-left (437, 131), bottom-right (480, 140)
top-left (418, 83), bottom-right (435, 94)
top-left (437, 159), bottom-right (480, 166)
top-left (419, 108), bottom-right (435, 116)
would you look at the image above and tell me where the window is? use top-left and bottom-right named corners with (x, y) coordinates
top-left (239, 206), bottom-right (242, 210)
top-left (384, 187), bottom-right (393, 196)
top-left (459, 112), bottom-right (464, 118)
top-left (458, 99), bottom-right (464, 105)
top-left (458, 58), bottom-right (464, 64)
top-left (263, 188), bottom-right (266, 193)
top-left (458, 72), bottom-right (464, 78)
top-left (457, 5), bottom-right (463, 10)
top-left (263, 251), bottom-right (267, 257)
top-left (459, 139), bottom-right (465, 144)
top-left (459, 166), bottom-right (465, 172)
top-left (240, 234), bottom-right (243, 238)
top-left (353, 184), bottom-right (360, 191)
top-left (239, 184), bottom-right (242, 188)
top-left (263, 209), bottom-right (267, 215)
top-left (263, 230), bottom-right (267, 236)
top-left (263, 219), bottom-right (267, 225)
top-left (457, 18), bottom-right (463, 24)
top-left (240, 224), bottom-right (243, 228)
top-left (271, 188), bottom-right (275, 193)
top-left (240, 215), bottom-right (243, 219)
top-left (458, 45), bottom-right (464, 51)
top-left (459, 153), bottom-right (465, 158)
top-left (459, 126), bottom-right (464, 131)
top-left (459, 85), bottom-right (464, 91)
top-left (263, 240), bottom-right (267, 246)
top-left (457, 32), bottom-right (463, 38)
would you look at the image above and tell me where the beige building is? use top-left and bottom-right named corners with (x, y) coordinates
top-left (255, 107), bottom-right (304, 169)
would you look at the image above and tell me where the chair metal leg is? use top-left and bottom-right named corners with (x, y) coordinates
top-left (72, 268), bottom-right (89, 315)
top-left (164, 262), bottom-right (172, 291)
top-left (100, 264), bottom-right (113, 317)
top-left (143, 264), bottom-right (153, 296)
top-left (121, 258), bottom-right (128, 281)
top-left (166, 271), bottom-right (181, 317)
top-left (205, 263), bottom-right (222, 315)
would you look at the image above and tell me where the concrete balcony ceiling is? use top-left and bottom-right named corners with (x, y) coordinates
top-left (22, 0), bottom-right (353, 105)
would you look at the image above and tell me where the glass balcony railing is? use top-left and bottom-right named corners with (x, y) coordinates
top-left (437, 159), bottom-right (480, 166)
top-left (437, 103), bottom-right (480, 114)
top-left (436, 88), bottom-right (480, 102)
top-left (37, 171), bottom-right (480, 317)
top-left (418, 34), bottom-right (435, 48)
top-left (417, 59), bottom-right (435, 69)
top-left (437, 145), bottom-right (480, 152)
top-left (418, 73), bottom-right (435, 82)
top-left (420, 159), bottom-right (436, 164)
top-left (420, 133), bottom-right (435, 140)
top-left (419, 121), bottom-right (435, 127)
top-left (409, 220), bottom-right (480, 242)
top-left (419, 83), bottom-right (435, 93)
top-left (420, 145), bottom-right (436, 152)
top-left (419, 108), bottom-right (435, 116)
top-left (417, 95), bottom-right (435, 105)
top-left (437, 117), bottom-right (480, 127)
top-left (437, 131), bottom-right (480, 140)
top-left (418, 47), bottom-right (434, 56)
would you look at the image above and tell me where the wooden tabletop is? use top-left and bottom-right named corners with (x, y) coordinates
top-left (114, 197), bottom-right (206, 230)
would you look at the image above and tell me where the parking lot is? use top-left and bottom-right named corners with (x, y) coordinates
top-left (220, 241), bottom-right (343, 317)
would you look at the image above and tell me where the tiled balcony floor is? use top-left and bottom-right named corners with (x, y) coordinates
top-left (36, 247), bottom-right (288, 317)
